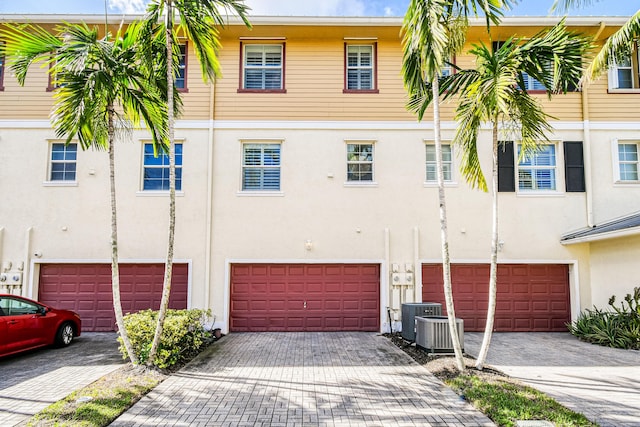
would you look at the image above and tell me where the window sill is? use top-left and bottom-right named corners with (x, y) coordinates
top-left (424, 181), bottom-right (458, 188)
top-left (613, 180), bottom-right (640, 187)
top-left (236, 191), bottom-right (284, 197)
top-left (608, 89), bottom-right (640, 94)
top-left (237, 89), bottom-right (287, 94)
top-left (343, 89), bottom-right (379, 94)
top-left (136, 191), bottom-right (185, 197)
top-left (515, 190), bottom-right (564, 197)
top-left (42, 181), bottom-right (78, 187)
top-left (344, 181), bottom-right (378, 188)
top-left (176, 88), bottom-right (189, 93)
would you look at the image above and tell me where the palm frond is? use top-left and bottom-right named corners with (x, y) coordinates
top-left (588, 9), bottom-right (640, 79)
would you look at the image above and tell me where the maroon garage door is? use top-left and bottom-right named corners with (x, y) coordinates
top-left (39, 263), bottom-right (188, 332)
top-left (230, 264), bottom-right (380, 332)
top-left (422, 264), bottom-right (570, 332)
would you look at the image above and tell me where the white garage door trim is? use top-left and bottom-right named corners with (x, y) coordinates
top-left (419, 258), bottom-right (580, 323)
top-left (224, 258), bottom-right (387, 333)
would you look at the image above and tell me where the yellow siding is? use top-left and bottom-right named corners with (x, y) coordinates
top-left (0, 24), bottom-right (210, 121)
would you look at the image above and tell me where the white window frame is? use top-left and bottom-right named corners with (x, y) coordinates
top-left (140, 141), bottom-right (183, 192)
top-left (175, 42), bottom-right (187, 91)
top-left (345, 140), bottom-right (376, 185)
top-left (612, 139), bottom-right (640, 184)
top-left (46, 141), bottom-right (78, 185)
top-left (424, 140), bottom-right (456, 186)
top-left (240, 141), bottom-right (282, 194)
top-left (608, 44), bottom-right (640, 91)
top-left (346, 44), bottom-right (375, 91)
top-left (516, 143), bottom-right (560, 193)
top-left (242, 44), bottom-right (283, 90)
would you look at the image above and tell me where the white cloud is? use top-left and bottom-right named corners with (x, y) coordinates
top-left (383, 7), bottom-right (393, 16)
top-left (108, 0), bottom-right (148, 14)
top-left (244, 0), bottom-right (365, 16)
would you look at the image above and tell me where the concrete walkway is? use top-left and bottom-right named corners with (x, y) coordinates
top-left (113, 332), bottom-right (493, 426)
top-left (0, 332), bottom-right (123, 426)
top-left (465, 332), bottom-right (640, 427)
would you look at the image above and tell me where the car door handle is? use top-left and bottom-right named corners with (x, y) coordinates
top-left (7, 320), bottom-right (18, 325)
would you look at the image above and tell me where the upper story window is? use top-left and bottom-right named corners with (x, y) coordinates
top-left (346, 142), bottom-right (374, 182)
top-left (0, 41), bottom-right (5, 91)
top-left (609, 46), bottom-right (640, 90)
top-left (242, 143), bottom-right (281, 191)
top-left (142, 143), bottom-right (183, 191)
top-left (49, 143), bottom-right (77, 182)
top-left (425, 143), bottom-right (453, 183)
top-left (616, 142), bottom-right (639, 182)
top-left (517, 144), bottom-right (557, 191)
top-left (345, 44), bottom-right (377, 92)
top-left (175, 42), bottom-right (188, 91)
top-left (240, 43), bottom-right (285, 92)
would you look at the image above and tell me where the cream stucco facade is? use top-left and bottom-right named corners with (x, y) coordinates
top-left (1, 14), bottom-right (639, 332)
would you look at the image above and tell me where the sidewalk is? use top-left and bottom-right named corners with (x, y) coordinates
top-left (465, 332), bottom-right (640, 427)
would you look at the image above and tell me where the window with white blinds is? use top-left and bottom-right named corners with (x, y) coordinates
top-left (243, 45), bottom-right (283, 90)
top-left (242, 144), bottom-right (281, 191)
top-left (517, 144), bottom-right (557, 191)
top-left (346, 45), bottom-right (374, 90)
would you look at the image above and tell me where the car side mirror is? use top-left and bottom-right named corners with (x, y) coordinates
top-left (38, 306), bottom-right (48, 316)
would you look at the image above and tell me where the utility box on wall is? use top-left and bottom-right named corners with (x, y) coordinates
top-left (400, 302), bottom-right (443, 341)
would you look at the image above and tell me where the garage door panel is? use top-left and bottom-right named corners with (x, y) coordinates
top-left (230, 263), bottom-right (380, 332)
top-left (39, 263), bottom-right (188, 332)
top-left (423, 263), bottom-right (569, 332)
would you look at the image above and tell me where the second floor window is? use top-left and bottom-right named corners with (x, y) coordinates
top-left (347, 143), bottom-right (374, 182)
top-left (50, 143), bottom-right (77, 181)
top-left (426, 144), bottom-right (452, 182)
top-left (143, 143), bottom-right (183, 191)
top-left (0, 41), bottom-right (5, 90)
top-left (175, 43), bottom-right (187, 91)
top-left (517, 144), bottom-right (557, 191)
top-left (242, 44), bottom-right (284, 91)
top-left (617, 142), bottom-right (639, 181)
top-left (345, 44), bottom-right (375, 91)
top-left (242, 143), bottom-right (281, 191)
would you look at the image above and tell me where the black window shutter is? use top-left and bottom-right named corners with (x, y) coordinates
top-left (564, 141), bottom-right (585, 192)
top-left (498, 141), bottom-right (515, 192)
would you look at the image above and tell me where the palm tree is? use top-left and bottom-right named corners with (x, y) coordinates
top-left (401, 0), bottom-right (511, 372)
top-left (553, 0), bottom-right (640, 79)
top-left (436, 20), bottom-right (591, 369)
top-left (140, 0), bottom-right (251, 368)
top-left (1, 22), bottom-right (169, 365)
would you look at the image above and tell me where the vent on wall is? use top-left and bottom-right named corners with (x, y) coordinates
top-left (415, 315), bottom-right (464, 354)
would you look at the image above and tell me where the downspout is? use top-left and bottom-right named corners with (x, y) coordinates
top-left (384, 228), bottom-right (391, 333)
top-left (582, 21), bottom-right (605, 227)
top-left (413, 226), bottom-right (421, 302)
top-left (23, 227), bottom-right (32, 298)
top-left (204, 79), bottom-right (215, 316)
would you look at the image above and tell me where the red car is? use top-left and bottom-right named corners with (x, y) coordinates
top-left (0, 294), bottom-right (81, 357)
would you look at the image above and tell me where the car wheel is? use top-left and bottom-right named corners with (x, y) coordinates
top-left (55, 322), bottom-right (74, 347)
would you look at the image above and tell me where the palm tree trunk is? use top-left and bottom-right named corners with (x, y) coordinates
top-left (432, 77), bottom-right (465, 372)
top-left (147, 0), bottom-right (176, 367)
top-left (108, 106), bottom-right (139, 365)
top-left (475, 120), bottom-right (500, 370)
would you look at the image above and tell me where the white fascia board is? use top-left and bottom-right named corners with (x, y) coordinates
top-left (560, 227), bottom-right (640, 245)
top-left (214, 120), bottom-right (456, 131)
top-left (0, 119), bottom-right (212, 131)
top-left (1, 14), bottom-right (629, 28)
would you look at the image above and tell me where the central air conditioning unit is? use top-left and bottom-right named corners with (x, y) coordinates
top-left (415, 316), bottom-right (464, 354)
top-left (401, 303), bottom-right (442, 341)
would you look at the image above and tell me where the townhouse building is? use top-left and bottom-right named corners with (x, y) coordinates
top-left (0, 14), bottom-right (638, 334)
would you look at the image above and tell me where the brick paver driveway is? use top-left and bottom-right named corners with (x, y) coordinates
top-left (0, 332), bottom-right (123, 426)
top-left (114, 332), bottom-right (493, 426)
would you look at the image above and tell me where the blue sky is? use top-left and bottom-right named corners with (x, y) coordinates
top-left (0, 0), bottom-right (637, 16)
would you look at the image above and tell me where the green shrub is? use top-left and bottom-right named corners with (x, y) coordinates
top-left (118, 309), bottom-right (212, 369)
top-left (568, 287), bottom-right (640, 350)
